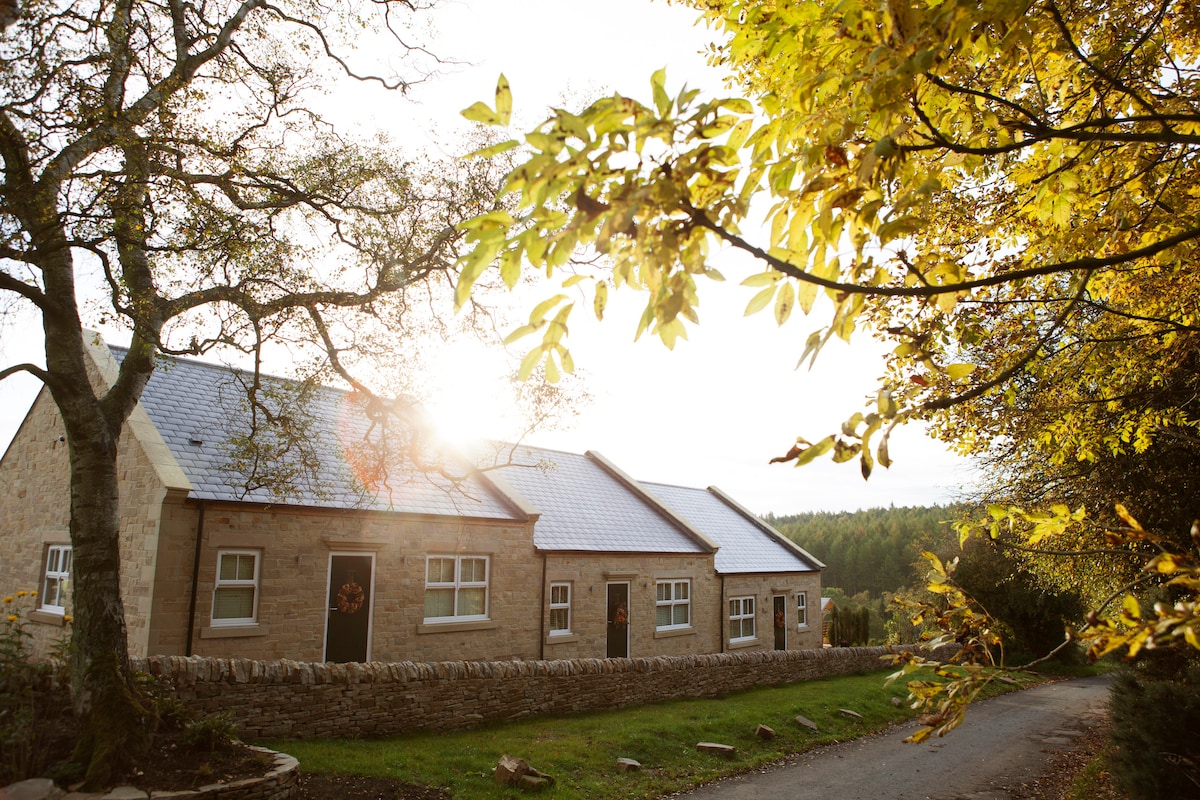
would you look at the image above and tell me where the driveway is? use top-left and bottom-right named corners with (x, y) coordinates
top-left (669, 675), bottom-right (1112, 800)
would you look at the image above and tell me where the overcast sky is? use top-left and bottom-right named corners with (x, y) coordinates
top-left (0, 0), bottom-right (976, 515)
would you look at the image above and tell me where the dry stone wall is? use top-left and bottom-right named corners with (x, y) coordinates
top-left (134, 645), bottom-right (947, 740)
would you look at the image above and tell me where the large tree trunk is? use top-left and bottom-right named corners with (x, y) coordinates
top-left (63, 418), bottom-right (150, 788)
top-left (40, 259), bottom-right (151, 788)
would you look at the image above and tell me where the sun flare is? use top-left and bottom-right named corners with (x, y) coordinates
top-left (422, 341), bottom-right (522, 451)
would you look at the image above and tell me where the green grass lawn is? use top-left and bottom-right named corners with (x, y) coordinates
top-left (260, 666), bottom-right (1040, 799)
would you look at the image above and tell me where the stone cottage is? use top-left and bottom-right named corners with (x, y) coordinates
top-left (0, 333), bottom-right (823, 664)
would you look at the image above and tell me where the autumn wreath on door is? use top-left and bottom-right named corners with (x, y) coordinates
top-left (336, 582), bottom-right (365, 614)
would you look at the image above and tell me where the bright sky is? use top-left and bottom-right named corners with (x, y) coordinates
top-left (0, 0), bottom-right (975, 514)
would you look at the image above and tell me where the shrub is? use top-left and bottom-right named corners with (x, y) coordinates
top-left (1108, 654), bottom-right (1200, 799)
top-left (0, 590), bottom-right (72, 785)
top-left (183, 712), bottom-right (239, 751)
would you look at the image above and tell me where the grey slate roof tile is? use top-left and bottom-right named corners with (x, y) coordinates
top-left (116, 347), bottom-right (522, 520)
top-left (490, 445), bottom-right (707, 554)
top-left (113, 347), bottom-right (818, 571)
top-left (641, 482), bottom-right (820, 574)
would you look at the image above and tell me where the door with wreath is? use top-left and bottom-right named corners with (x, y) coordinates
top-left (325, 553), bottom-right (374, 662)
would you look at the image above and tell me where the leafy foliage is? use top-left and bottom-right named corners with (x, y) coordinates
top-left (457, 0), bottom-right (1200, 743)
top-left (182, 712), bottom-right (238, 753)
top-left (950, 537), bottom-right (1085, 660)
top-left (1108, 655), bottom-right (1200, 799)
top-left (0, 591), bottom-right (71, 785)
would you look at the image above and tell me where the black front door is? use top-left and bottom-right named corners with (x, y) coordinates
top-left (773, 595), bottom-right (787, 650)
top-left (325, 554), bottom-right (373, 662)
top-left (606, 582), bottom-right (630, 658)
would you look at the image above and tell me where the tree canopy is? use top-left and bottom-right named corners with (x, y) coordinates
top-left (458, 0), bottom-right (1200, 737)
top-left (0, 0), bottom-right (507, 785)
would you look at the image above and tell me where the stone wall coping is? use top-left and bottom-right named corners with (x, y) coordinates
top-left (133, 644), bottom-right (936, 687)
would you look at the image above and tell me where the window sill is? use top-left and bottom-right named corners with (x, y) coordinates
top-left (29, 610), bottom-right (68, 627)
top-left (653, 626), bottom-right (695, 640)
top-left (728, 637), bottom-right (760, 650)
top-left (545, 633), bottom-right (579, 645)
top-left (417, 619), bottom-right (498, 635)
top-left (200, 624), bottom-right (268, 639)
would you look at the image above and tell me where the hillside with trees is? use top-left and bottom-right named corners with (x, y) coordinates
top-left (766, 506), bottom-right (956, 598)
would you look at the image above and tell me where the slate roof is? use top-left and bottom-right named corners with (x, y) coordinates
top-left (488, 445), bottom-right (711, 554)
top-left (115, 347), bottom-right (522, 520)
top-left (104, 344), bottom-right (823, 569)
top-left (641, 482), bottom-right (822, 574)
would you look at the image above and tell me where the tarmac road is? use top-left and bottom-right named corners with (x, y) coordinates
top-left (668, 675), bottom-right (1112, 800)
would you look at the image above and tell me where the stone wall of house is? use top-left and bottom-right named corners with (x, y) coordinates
top-left (133, 645), bottom-right (939, 740)
top-left (722, 572), bottom-right (824, 653)
top-left (0, 390), bottom-right (74, 660)
top-left (151, 500), bottom-right (543, 664)
top-left (0, 386), bottom-right (173, 660)
top-left (541, 553), bottom-right (722, 660)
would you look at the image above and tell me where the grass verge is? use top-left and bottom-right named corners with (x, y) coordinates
top-left (261, 666), bottom-right (1036, 799)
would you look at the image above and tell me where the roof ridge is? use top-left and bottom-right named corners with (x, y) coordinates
top-left (585, 450), bottom-right (718, 553)
top-left (705, 485), bottom-right (826, 570)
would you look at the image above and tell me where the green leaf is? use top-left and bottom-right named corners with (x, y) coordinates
top-left (797, 279), bottom-right (819, 314)
top-left (922, 551), bottom-right (947, 578)
top-left (721, 98), bottom-right (754, 115)
top-left (463, 138), bottom-right (520, 159)
top-left (529, 294), bottom-right (569, 325)
top-left (727, 119), bottom-right (754, 150)
top-left (877, 428), bottom-right (892, 468)
top-left (461, 101), bottom-right (499, 126)
top-left (877, 389), bottom-right (898, 418)
top-left (744, 285), bottom-right (776, 316)
top-left (773, 281), bottom-right (794, 325)
top-left (741, 271), bottom-right (781, 288)
top-left (946, 363), bottom-right (976, 382)
top-left (517, 347), bottom-right (544, 382)
top-left (502, 325), bottom-right (537, 346)
top-left (499, 249), bottom-right (522, 289)
top-left (793, 435), bottom-right (835, 466)
top-left (651, 67), bottom-right (671, 116)
top-left (495, 74), bottom-right (512, 125)
top-left (594, 281), bottom-right (608, 320)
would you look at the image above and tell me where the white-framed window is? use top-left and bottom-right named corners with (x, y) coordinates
top-left (729, 595), bottom-right (755, 642)
top-left (424, 555), bottom-right (489, 622)
top-left (40, 545), bottom-right (72, 614)
top-left (212, 550), bottom-right (260, 625)
top-left (549, 582), bottom-right (572, 635)
top-left (655, 579), bottom-right (690, 630)
top-left (797, 591), bottom-right (808, 628)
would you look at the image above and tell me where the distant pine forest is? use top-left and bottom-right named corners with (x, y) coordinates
top-left (764, 505), bottom-right (963, 599)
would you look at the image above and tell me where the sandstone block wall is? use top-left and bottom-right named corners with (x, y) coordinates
top-left (134, 645), bottom-right (942, 740)
top-left (159, 503), bottom-right (543, 664)
top-left (541, 553), bottom-right (722, 660)
top-left (0, 388), bottom-right (168, 660)
top-left (722, 572), bottom-right (824, 652)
